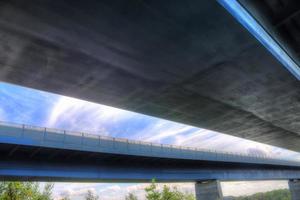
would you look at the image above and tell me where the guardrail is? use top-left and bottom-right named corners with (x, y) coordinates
top-left (0, 121), bottom-right (299, 166)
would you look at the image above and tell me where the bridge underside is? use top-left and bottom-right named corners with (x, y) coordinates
top-left (1, 0), bottom-right (300, 151)
top-left (0, 143), bottom-right (299, 182)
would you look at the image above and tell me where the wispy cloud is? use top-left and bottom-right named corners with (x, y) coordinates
top-left (137, 121), bottom-right (196, 142)
top-left (38, 92), bottom-right (300, 161)
top-left (0, 82), bottom-right (57, 125)
top-left (0, 107), bottom-right (6, 121)
top-left (1, 82), bottom-right (300, 199)
top-left (46, 96), bottom-right (149, 136)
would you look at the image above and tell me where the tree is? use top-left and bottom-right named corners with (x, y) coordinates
top-left (0, 182), bottom-right (54, 200)
top-left (85, 190), bottom-right (99, 200)
top-left (38, 183), bottom-right (54, 200)
top-left (230, 189), bottom-right (291, 200)
top-left (125, 193), bottom-right (138, 200)
top-left (59, 194), bottom-right (70, 200)
top-left (144, 180), bottom-right (195, 200)
top-left (145, 180), bottom-right (161, 200)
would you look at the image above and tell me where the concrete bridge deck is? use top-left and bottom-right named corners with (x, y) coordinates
top-left (1, 122), bottom-right (300, 182)
top-left (1, 0), bottom-right (300, 152)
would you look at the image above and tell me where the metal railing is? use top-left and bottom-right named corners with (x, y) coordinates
top-left (0, 121), bottom-right (299, 166)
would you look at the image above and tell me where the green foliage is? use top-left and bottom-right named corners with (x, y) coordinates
top-left (39, 183), bottom-right (54, 200)
top-left (144, 179), bottom-right (195, 200)
top-left (125, 193), bottom-right (138, 200)
top-left (59, 196), bottom-right (70, 200)
top-left (227, 189), bottom-right (291, 200)
top-left (85, 190), bottom-right (99, 200)
top-left (145, 180), bottom-right (161, 200)
top-left (0, 182), bottom-right (54, 200)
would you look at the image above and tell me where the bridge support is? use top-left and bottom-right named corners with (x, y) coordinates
top-left (289, 179), bottom-right (300, 200)
top-left (195, 180), bottom-right (223, 200)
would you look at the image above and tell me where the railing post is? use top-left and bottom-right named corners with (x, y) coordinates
top-left (179, 146), bottom-right (182, 155)
top-left (22, 124), bottom-right (25, 138)
top-left (139, 141), bottom-right (141, 152)
top-left (113, 137), bottom-right (116, 149)
top-left (63, 130), bottom-right (66, 144)
top-left (43, 127), bottom-right (46, 142)
top-left (81, 133), bottom-right (84, 146)
top-left (215, 150), bottom-right (218, 160)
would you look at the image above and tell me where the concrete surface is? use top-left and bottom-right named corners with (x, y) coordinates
top-left (195, 181), bottom-right (223, 200)
top-left (289, 180), bottom-right (300, 200)
top-left (1, 0), bottom-right (300, 151)
top-left (239, 0), bottom-right (300, 68)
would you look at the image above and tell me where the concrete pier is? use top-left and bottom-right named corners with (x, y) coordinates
top-left (195, 180), bottom-right (223, 200)
top-left (289, 180), bottom-right (300, 200)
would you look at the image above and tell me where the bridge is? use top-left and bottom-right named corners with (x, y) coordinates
top-left (0, 121), bottom-right (300, 199)
top-left (1, 0), bottom-right (300, 154)
top-left (2, 0), bottom-right (300, 199)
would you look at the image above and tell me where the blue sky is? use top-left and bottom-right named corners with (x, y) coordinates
top-left (1, 81), bottom-right (300, 159)
top-left (0, 81), bottom-right (299, 199)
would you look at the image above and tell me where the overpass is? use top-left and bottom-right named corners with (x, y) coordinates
top-left (1, 121), bottom-right (300, 199)
top-left (1, 0), bottom-right (300, 153)
top-left (2, 0), bottom-right (300, 199)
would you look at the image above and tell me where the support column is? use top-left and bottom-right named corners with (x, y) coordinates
top-left (289, 179), bottom-right (300, 200)
top-left (195, 180), bottom-right (223, 200)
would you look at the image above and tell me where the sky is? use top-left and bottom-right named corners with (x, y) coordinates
top-left (0, 81), bottom-right (299, 199)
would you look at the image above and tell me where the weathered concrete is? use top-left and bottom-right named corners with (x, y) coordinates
top-left (1, 0), bottom-right (300, 151)
top-left (289, 180), bottom-right (300, 200)
top-left (195, 181), bottom-right (223, 200)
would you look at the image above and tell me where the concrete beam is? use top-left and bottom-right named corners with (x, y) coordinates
top-left (195, 181), bottom-right (223, 200)
top-left (2, 0), bottom-right (300, 152)
top-left (289, 180), bottom-right (300, 200)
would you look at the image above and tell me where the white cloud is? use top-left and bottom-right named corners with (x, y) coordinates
top-left (1, 82), bottom-right (298, 199)
top-left (222, 181), bottom-right (288, 197)
top-left (45, 95), bottom-right (300, 162)
top-left (46, 96), bottom-right (136, 135)
top-left (134, 118), bottom-right (300, 161)
top-left (49, 180), bottom-right (289, 200)
top-left (139, 121), bottom-right (194, 142)
top-left (51, 182), bottom-right (195, 200)
top-left (0, 82), bottom-right (57, 125)
top-left (52, 183), bottom-right (104, 200)
top-left (30, 85), bottom-right (300, 199)
top-left (0, 107), bottom-right (6, 121)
